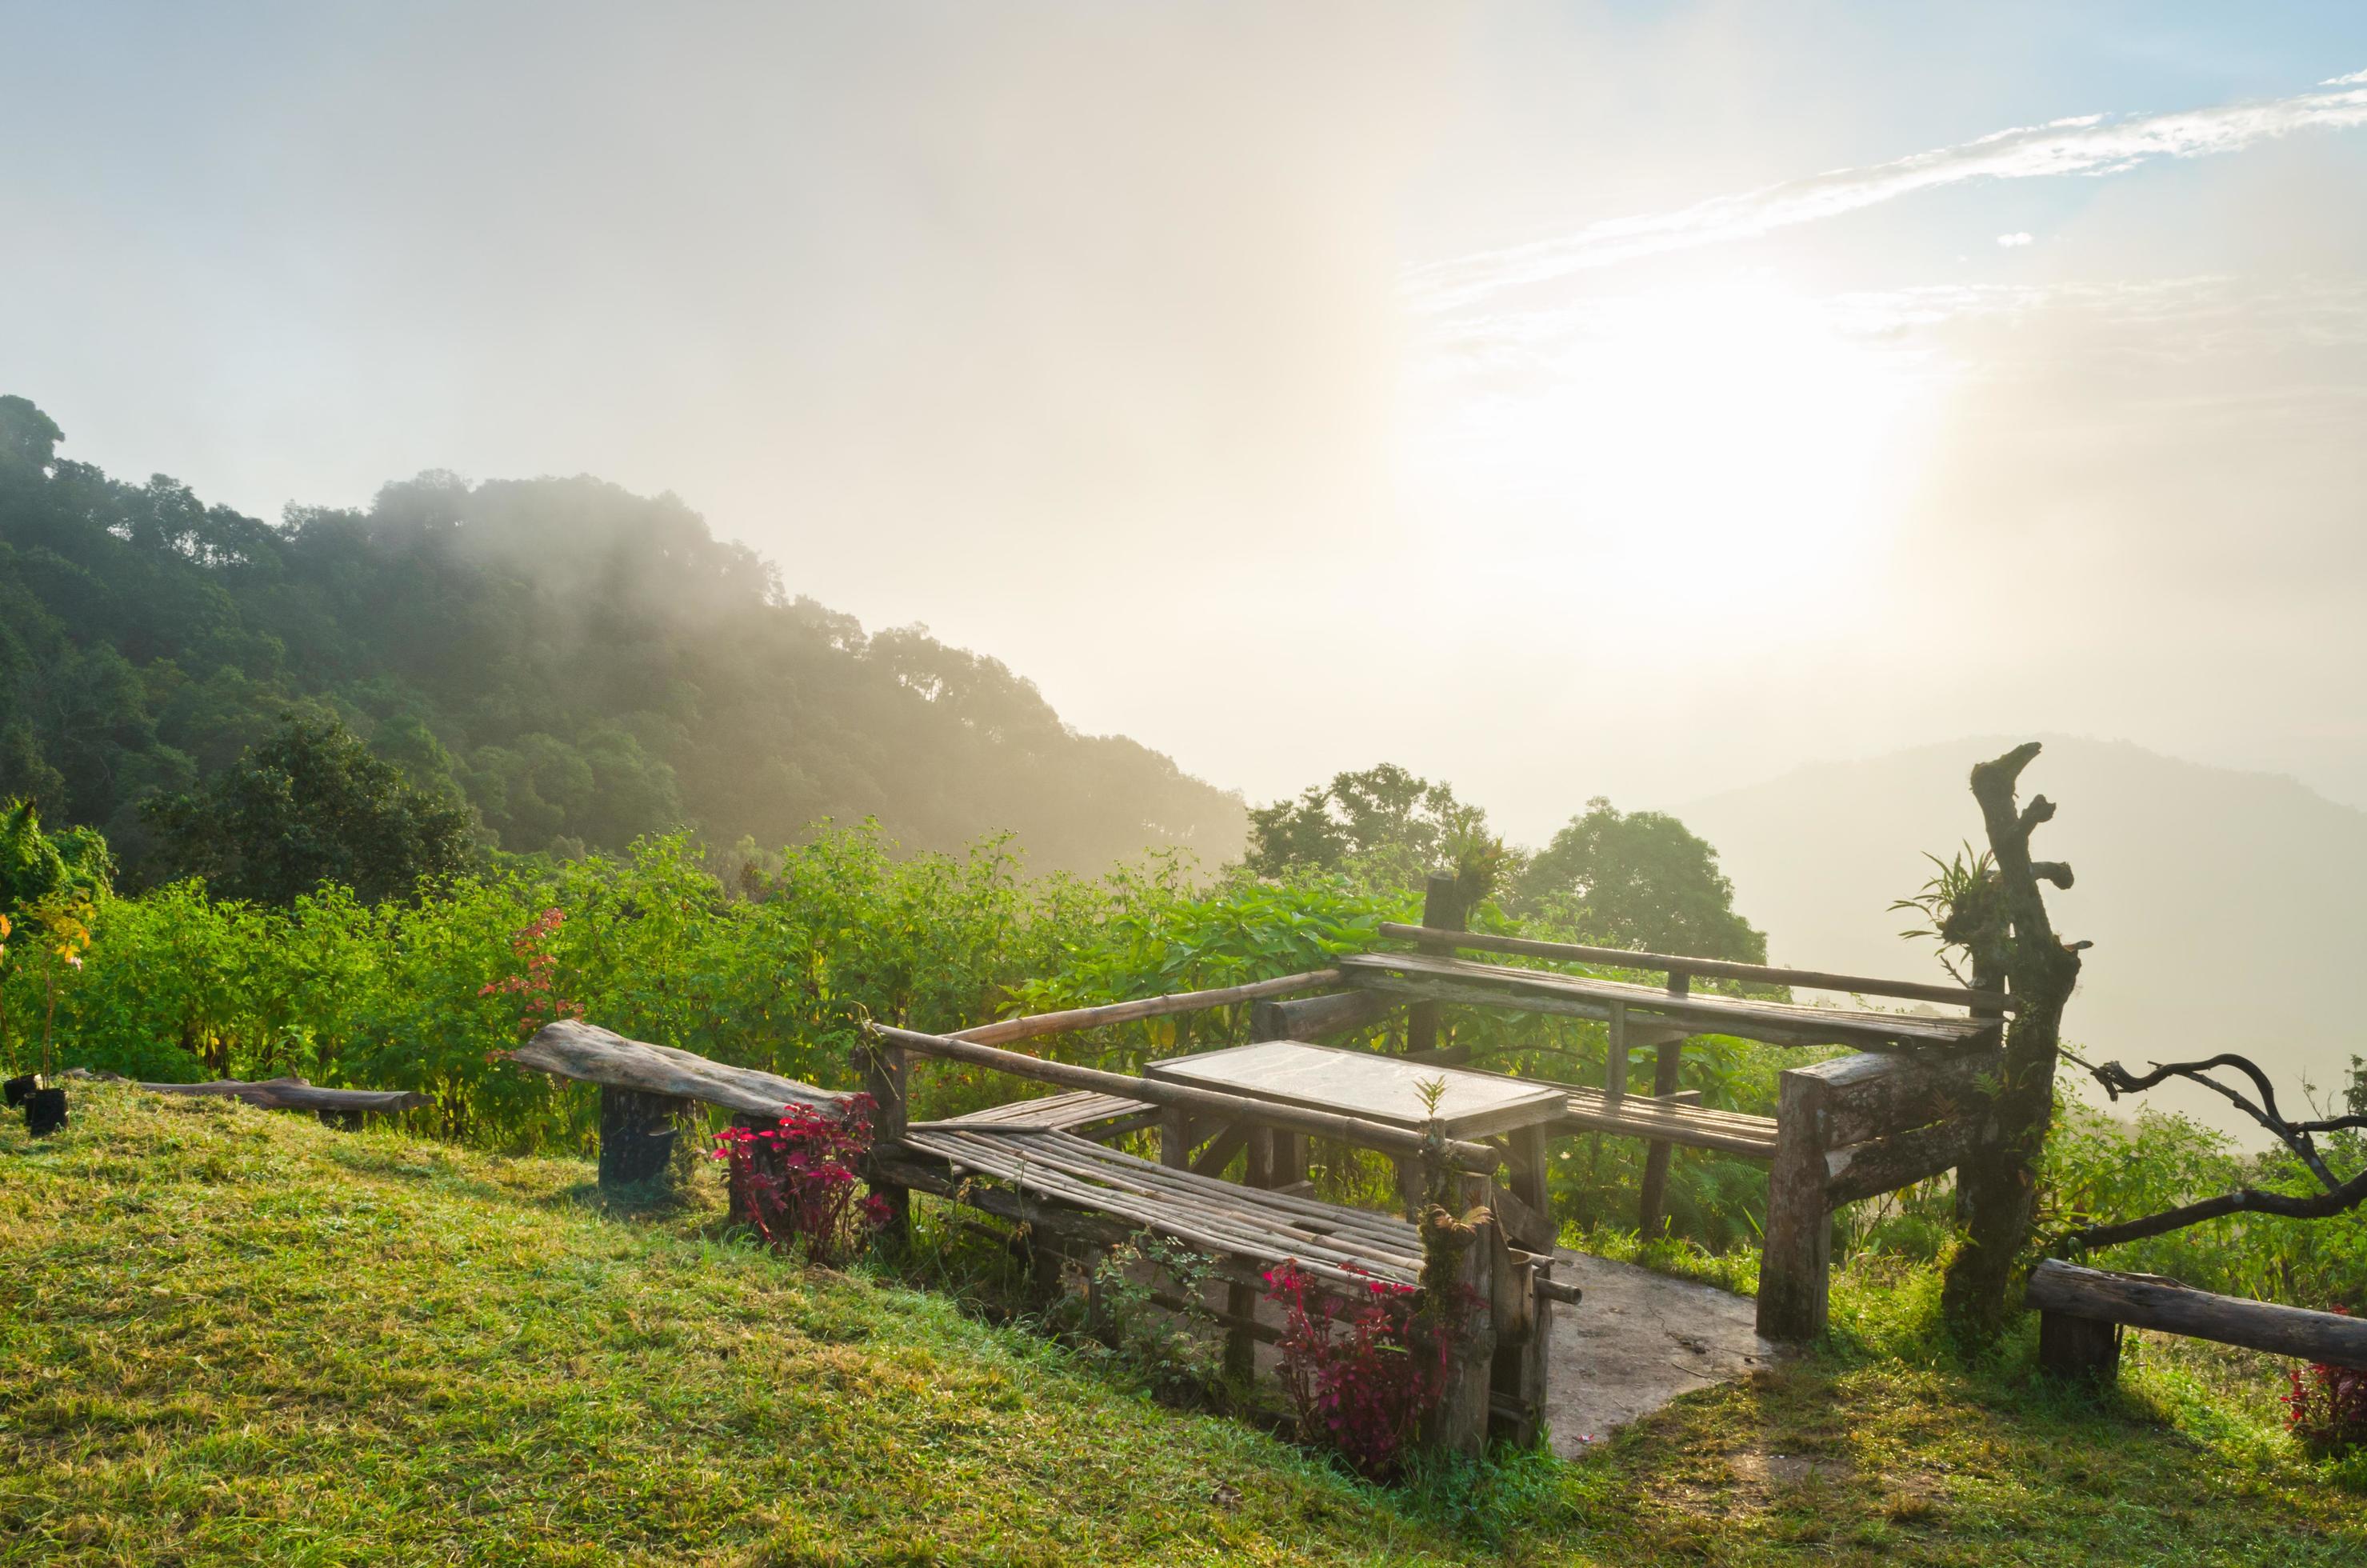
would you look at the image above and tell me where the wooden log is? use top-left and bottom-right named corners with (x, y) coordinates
top-left (513, 1019), bottom-right (846, 1118)
top-left (1405, 875), bottom-right (1465, 1058)
top-left (1375, 922), bottom-right (2017, 1013)
top-left (597, 1085), bottom-right (694, 1193)
top-left (866, 1023), bottom-right (1504, 1172)
top-left (1249, 990), bottom-right (1396, 1042)
top-left (1757, 1066), bottom-right (1833, 1342)
top-left (2026, 1260), bottom-right (2367, 1369)
top-left (135, 1077), bottom-right (426, 1116)
top-left (1824, 1115), bottom-right (1985, 1207)
top-left (952, 969), bottom-right (1345, 1047)
top-left (1813, 1046), bottom-right (2003, 1148)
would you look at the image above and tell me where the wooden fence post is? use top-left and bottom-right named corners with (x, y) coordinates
top-left (1420, 1172), bottom-right (1498, 1458)
top-left (1757, 1066), bottom-right (1833, 1342)
top-left (862, 1038), bottom-right (911, 1246)
top-left (1636, 972), bottom-right (1692, 1236)
top-left (1404, 874), bottom-right (1465, 1058)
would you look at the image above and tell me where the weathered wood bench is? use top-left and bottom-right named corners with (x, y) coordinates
top-left (72, 1070), bottom-right (426, 1126)
top-left (1261, 878), bottom-right (2013, 1342)
top-left (511, 1020), bottom-right (850, 1190)
top-left (2028, 1258), bottom-right (2367, 1382)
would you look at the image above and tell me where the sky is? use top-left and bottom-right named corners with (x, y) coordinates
top-left (8, 2), bottom-right (2367, 846)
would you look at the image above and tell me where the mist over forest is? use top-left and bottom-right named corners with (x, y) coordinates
top-left (0, 394), bottom-right (1248, 881)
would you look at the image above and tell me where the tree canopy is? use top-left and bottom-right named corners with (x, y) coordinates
top-left (142, 714), bottom-right (475, 905)
top-left (0, 396), bottom-right (1248, 885)
top-left (1514, 798), bottom-right (1765, 960)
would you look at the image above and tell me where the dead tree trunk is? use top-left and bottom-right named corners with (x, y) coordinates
top-left (1941, 742), bottom-right (2085, 1347)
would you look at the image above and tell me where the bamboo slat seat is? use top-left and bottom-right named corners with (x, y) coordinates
top-left (900, 1123), bottom-right (1429, 1291)
top-left (1557, 1089), bottom-right (1780, 1157)
top-left (908, 1089), bottom-right (1157, 1138)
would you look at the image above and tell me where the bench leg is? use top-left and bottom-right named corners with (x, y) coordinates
top-left (1506, 1126), bottom-right (1556, 1253)
top-left (2038, 1310), bottom-right (2121, 1386)
top-left (1637, 1036), bottom-right (1686, 1237)
top-left (1160, 1106), bottom-right (1192, 1170)
top-left (600, 1086), bottom-right (694, 1195)
top-left (1757, 1070), bottom-right (1832, 1342)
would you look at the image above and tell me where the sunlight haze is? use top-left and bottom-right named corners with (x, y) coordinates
top-left (8, 2), bottom-right (2367, 841)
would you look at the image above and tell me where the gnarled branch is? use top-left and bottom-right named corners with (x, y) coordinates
top-left (2070, 1165), bottom-right (2367, 1250)
top-left (2071, 1048), bottom-right (2367, 1250)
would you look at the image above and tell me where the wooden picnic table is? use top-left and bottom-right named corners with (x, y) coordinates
top-left (1146, 1039), bottom-right (1565, 1251)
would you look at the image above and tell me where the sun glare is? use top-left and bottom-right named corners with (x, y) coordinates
top-left (1405, 281), bottom-right (1943, 637)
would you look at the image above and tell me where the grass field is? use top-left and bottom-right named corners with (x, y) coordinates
top-left (4, 1082), bottom-right (2362, 1565)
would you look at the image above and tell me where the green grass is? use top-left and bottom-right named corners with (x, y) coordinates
top-left (4, 1084), bottom-right (2364, 1565)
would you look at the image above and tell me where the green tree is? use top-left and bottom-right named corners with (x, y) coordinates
top-left (1244, 764), bottom-right (1492, 888)
top-left (143, 714), bottom-right (474, 904)
top-left (1513, 798), bottom-right (1765, 960)
top-left (0, 798), bottom-right (112, 911)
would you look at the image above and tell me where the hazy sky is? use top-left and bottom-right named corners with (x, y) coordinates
top-left (10, 2), bottom-right (2367, 844)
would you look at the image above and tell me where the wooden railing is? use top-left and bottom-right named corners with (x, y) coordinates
top-left (1376, 922), bottom-right (2015, 1013)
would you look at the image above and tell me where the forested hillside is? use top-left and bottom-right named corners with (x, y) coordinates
top-left (0, 395), bottom-right (1246, 879)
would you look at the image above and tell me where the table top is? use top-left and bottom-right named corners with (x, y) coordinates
top-left (1144, 1039), bottom-right (1566, 1140)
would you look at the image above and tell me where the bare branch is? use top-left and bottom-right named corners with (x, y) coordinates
top-left (2070, 1165), bottom-right (2367, 1250)
top-left (2092, 1053), bottom-right (2345, 1191)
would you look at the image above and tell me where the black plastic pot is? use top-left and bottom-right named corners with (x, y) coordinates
top-left (25, 1086), bottom-right (66, 1138)
top-left (2, 1074), bottom-right (34, 1109)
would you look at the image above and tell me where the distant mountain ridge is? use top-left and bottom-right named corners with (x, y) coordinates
top-left (1681, 735), bottom-right (2367, 1142)
top-left (0, 394), bottom-right (1249, 878)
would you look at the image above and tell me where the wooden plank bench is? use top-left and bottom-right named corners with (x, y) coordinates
top-left (866, 1022), bottom-right (1570, 1450)
top-left (919, 1088), bottom-right (1158, 1139)
top-left (510, 1019), bottom-right (850, 1191)
top-left (1250, 882), bottom-right (2013, 1342)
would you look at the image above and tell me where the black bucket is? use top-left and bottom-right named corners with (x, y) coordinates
top-left (25, 1086), bottom-right (66, 1138)
top-left (2, 1074), bottom-right (34, 1109)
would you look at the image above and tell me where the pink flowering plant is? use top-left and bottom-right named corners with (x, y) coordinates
top-left (1263, 1259), bottom-right (1462, 1479)
top-left (478, 908), bottom-right (584, 1038)
top-left (713, 1094), bottom-right (890, 1266)
top-left (2282, 1308), bottom-right (2367, 1457)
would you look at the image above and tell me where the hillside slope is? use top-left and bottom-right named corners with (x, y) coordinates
top-left (1682, 736), bottom-right (2367, 1139)
top-left (6, 1084), bottom-right (2363, 1565)
top-left (0, 394), bottom-right (1248, 878)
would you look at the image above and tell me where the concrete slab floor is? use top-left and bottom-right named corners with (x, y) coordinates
top-left (1545, 1247), bottom-right (1778, 1456)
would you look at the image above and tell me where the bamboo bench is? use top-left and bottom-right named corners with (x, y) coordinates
top-left (863, 1020), bottom-right (1573, 1450)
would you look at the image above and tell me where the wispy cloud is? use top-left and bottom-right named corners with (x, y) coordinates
top-left (1405, 71), bottom-right (2367, 313)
